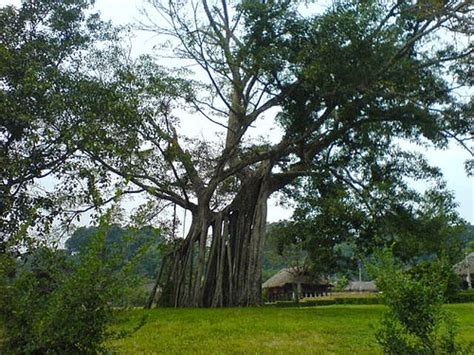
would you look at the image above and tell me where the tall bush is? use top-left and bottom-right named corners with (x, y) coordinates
top-left (0, 220), bottom-right (128, 354)
top-left (370, 250), bottom-right (471, 354)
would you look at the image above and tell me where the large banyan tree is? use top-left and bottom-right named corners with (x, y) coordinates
top-left (54, 0), bottom-right (472, 307)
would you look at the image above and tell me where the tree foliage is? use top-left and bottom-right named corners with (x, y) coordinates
top-left (0, 0), bottom-right (120, 252)
top-left (370, 250), bottom-right (472, 354)
top-left (0, 218), bottom-right (128, 354)
top-left (278, 172), bottom-right (468, 277)
top-left (65, 224), bottom-right (164, 278)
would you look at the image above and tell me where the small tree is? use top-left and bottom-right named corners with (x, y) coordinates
top-left (370, 250), bottom-right (471, 354)
top-left (334, 275), bottom-right (349, 292)
top-left (266, 221), bottom-right (310, 301)
top-left (0, 218), bottom-right (129, 354)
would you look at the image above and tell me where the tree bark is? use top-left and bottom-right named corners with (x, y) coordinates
top-left (158, 171), bottom-right (270, 307)
top-left (145, 255), bottom-right (167, 309)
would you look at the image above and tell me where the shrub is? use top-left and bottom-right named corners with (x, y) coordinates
top-left (270, 296), bottom-right (380, 308)
top-left (370, 250), bottom-right (472, 354)
top-left (0, 219), bottom-right (131, 354)
top-left (334, 275), bottom-right (349, 292)
top-left (449, 290), bottom-right (474, 304)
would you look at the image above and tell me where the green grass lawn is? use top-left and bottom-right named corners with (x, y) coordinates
top-left (108, 303), bottom-right (474, 354)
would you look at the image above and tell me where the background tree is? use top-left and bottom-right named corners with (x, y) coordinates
top-left (279, 163), bottom-right (469, 275)
top-left (65, 224), bottom-right (164, 278)
top-left (65, 0), bottom-right (473, 307)
top-left (460, 224), bottom-right (474, 253)
top-left (261, 223), bottom-right (288, 281)
top-left (0, 0), bottom-right (123, 253)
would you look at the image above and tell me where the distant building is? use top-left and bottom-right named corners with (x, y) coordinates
top-left (345, 280), bottom-right (378, 292)
top-left (262, 268), bottom-right (332, 302)
top-left (453, 252), bottom-right (474, 289)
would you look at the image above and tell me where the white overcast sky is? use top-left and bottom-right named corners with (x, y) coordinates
top-left (2, 0), bottom-right (473, 224)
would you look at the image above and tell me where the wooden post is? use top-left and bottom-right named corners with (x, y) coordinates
top-left (466, 256), bottom-right (472, 290)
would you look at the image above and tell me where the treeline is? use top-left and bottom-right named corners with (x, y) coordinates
top-left (263, 220), bottom-right (474, 283)
top-left (64, 224), bottom-right (164, 279)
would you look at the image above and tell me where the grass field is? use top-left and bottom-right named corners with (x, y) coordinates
top-left (108, 303), bottom-right (474, 354)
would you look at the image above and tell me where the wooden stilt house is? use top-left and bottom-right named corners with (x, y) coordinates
top-left (262, 268), bottom-right (332, 302)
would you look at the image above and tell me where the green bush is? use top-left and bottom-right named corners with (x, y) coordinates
top-left (0, 220), bottom-right (131, 354)
top-left (269, 296), bottom-right (380, 308)
top-left (117, 280), bottom-right (154, 307)
top-left (334, 275), bottom-right (349, 292)
top-left (334, 297), bottom-right (380, 305)
top-left (370, 250), bottom-right (472, 354)
top-left (449, 290), bottom-right (474, 304)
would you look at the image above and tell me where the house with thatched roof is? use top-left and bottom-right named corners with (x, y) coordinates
top-left (345, 280), bottom-right (378, 292)
top-left (453, 252), bottom-right (474, 289)
top-left (262, 268), bottom-right (332, 302)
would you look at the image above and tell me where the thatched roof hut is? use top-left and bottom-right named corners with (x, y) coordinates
top-left (263, 268), bottom-right (331, 302)
top-left (263, 268), bottom-right (313, 289)
top-left (453, 252), bottom-right (474, 276)
top-left (345, 281), bottom-right (378, 292)
top-left (453, 253), bottom-right (474, 289)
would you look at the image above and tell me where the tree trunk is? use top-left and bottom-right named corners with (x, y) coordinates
top-left (145, 255), bottom-right (167, 309)
top-left (158, 173), bottom-right (270, 307)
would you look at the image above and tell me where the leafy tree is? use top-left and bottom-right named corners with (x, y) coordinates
top-left (268, 217), bottom-right (357, 278)
top-left (63, 0), bottom-right (472, 307)
top-left (460, 224), bottom-right (474, 253)
top-left (0, 0), bottom-right (119, 253)
top-left (281, 171), bottom-right (468, 278)
top-left (65, 224), bottom-right (164, 278)
top-left (265, 221), bottom-right (310, 272)
top-left (261, 223), bottom-right (288, 281)
top-left (2, 0), bottom-right (472, 307)
top-left (0, 219), bottom-right (130, 354)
